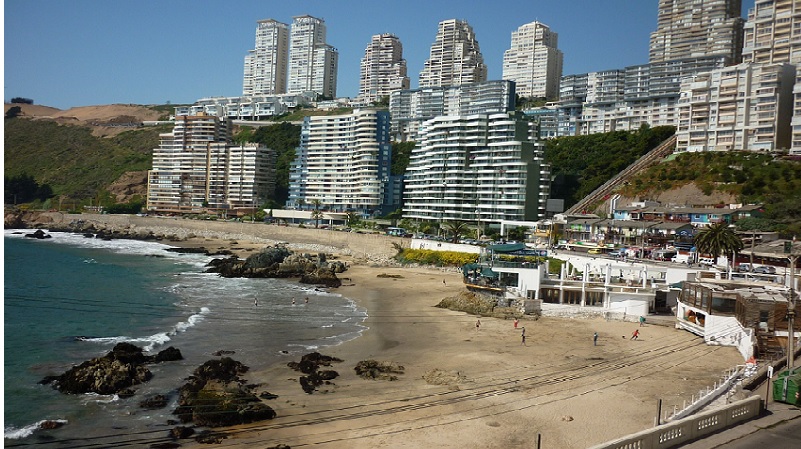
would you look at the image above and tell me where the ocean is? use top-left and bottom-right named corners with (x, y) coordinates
top-left (3, 230), bottom-right (367, 447)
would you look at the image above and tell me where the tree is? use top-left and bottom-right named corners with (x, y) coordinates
top-left (508, 226), bottom-right (528, 242)
top-left (694, 222), bottom-right (744, 271)
top-left (442, 220), bottom-right (470, 243)
top-left (310, 199), bottom-right (323, 228)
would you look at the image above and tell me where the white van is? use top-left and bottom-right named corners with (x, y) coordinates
top-left (671, 254), bottom-right (690, 264)
top-left (698, 257), bottom-right (715, 266)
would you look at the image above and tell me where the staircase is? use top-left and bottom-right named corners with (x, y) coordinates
top-left (565, 134), bottom-right (677, 215)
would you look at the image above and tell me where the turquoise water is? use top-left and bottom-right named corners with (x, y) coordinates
top-left (4, 231), bottom-right (367, 446)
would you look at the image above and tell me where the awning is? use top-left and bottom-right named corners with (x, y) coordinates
top-left (487, 243), bottom-right (527, 253)
top-left (481, 268), bottom-right (499, 279)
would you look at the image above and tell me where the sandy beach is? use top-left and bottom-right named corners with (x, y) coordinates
top-left (164, 241), bottom-right (742, 448)
top-left (20, 215), bottom-right (746, 448)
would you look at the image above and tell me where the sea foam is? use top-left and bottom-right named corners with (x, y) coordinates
top-left (4, 419), bottom-right (68, 440)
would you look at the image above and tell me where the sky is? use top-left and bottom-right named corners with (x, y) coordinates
top-left (4, 0), bottom-right (756, 110)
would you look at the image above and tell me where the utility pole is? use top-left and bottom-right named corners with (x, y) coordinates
top-left (786, 237), bottom-right (798, 371)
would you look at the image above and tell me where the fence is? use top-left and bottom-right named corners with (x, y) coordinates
top-left (587, 395), bottom-right (762, 449)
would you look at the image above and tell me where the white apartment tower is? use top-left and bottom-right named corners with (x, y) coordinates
top-left (502, 21), bottom-right (563, 100)
top-left (403, 112), bottom-right (550, 226)
top-left (419, 19), bottom-right (487, 88)
top-left (243, 19), bottom-right (289, 96)
top-left (359, 34), bottom-right (410, 104)
top-left (649, 0), bottom-right (744, 64)
top-left (676, 63), bottom-right (796, 152)
top-left (287, 15), bottom-right (338, 98)
top-left (287, 109), bottom-right (393, 215)
top-left (147, 113), bottom-right (275, 213)
top-left (743, 0), bottom-right (801, 66)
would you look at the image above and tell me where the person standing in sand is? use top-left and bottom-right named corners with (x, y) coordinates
top-left (513, 318), bottom-right (519, 329)
top-left (521, 327), bottom-right (527, 346)
top-left (254, 297), bottom-right (258, 306)
top-left (475, 319), bottom-right (481, 332)
top-left (305, 297), bottom-right (309, 305)
top-left (292, 298), bottom-right (296, 305)
top-left (593, 332), bottom-right (598, 346)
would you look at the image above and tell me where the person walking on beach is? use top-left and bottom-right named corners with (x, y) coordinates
top-left (631, 329), bottom-right (639, 340)
top-left (475, 319), bottom-right (481, 332)
top-left (305, 297), bottom-right (309, 305)
top-left (254, 297), bottom-right (258, 306)
top-left (639, 315), bottom-right (645, 327)
top-left (593, 332), bottom-right (598, 346)
top-left (521, 327), bottom-right (527, 346)
top-left (292, 298), bottom-right (296, 305)
top-left (513, 318), bottom-right (519, 329)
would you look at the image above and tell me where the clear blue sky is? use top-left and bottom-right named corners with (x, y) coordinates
top-left (4, 0), bottom-right (756, 110)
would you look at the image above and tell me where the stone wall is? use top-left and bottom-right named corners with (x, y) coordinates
top-left (18, 212), bottom-right (407, 263)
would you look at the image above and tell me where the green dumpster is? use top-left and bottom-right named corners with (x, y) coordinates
top-left (772, 368), bottom-right (801, 406)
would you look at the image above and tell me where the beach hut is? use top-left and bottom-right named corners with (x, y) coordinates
top-left (772, 368), bottom-right (801, 406)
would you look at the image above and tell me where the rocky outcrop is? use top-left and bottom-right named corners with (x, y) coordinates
top-left (24, 229), bottom-right (51, 239)
top-left (40, 343), bottom-right (183, 395)
top-left (354, 360), bottom-right (405, 381)
top-left (173, 357), bottom-right (276, 427)
top-left (205, 247), bottom-right (348, 286)
top-left (286, 352), bottom-right (342, 394)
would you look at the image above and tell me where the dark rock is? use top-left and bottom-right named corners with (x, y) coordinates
top-left (118, 388), bottom-right (136, 399)
top-left (169, 426), bottom-right (195, 439)
top-left (39, 420), bottom-right (65, 430)
top-left (165, 247), bottom-right (210, 255)
top-left (287, 352), bottom-right (342, 394)
top-left (154, 347), bottom-right (183, 362)
top-left (139, 394), bottom-right (169, 409)
top-left (259, 391), bottom-right (278, 400)
top-left (24, 229), bottom-right (51, 239)
top-left (212, 350), bottom-right (235, 356)
top-left (173, 358), bottom-right (276, 427)
top-left (41, 342), bottom-right (182, 396)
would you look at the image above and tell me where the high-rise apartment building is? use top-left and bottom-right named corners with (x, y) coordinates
top-left (359, 34), bottom-right (410, 104)
top-left (676, 63), bottom-right (796, 152)
top-left (403, 112), bottom-right (550, 226)
top-left (389, 80), bottom-right (516, 141)
top-left (243, 19), bottom-right (289, 96)
top-left (502, 21), bottom-right (563, 100)
top-left (147, 113), bottom-right (275, 213)
top-left (419, 19), bottom-right (487, 88)
top-left (649, 0), bottom-right (744, 64)
top-left (743, 0), bottom-right (801, 65)
top-left (287, 109), bottom-right (395, 215)
top-left (287, 15), bottom-right (338, 98)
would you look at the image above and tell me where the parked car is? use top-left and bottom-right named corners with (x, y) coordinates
top-left (698, 257), bottom-right (715, 266)
top-left (753, 265), bottom-right (777, 274)
top-left (608, 248), bottom-right (627, 258)
top-left (588, 247), bottom-right (605, 255)
top-left (737, 263), bottom-right (753, 272)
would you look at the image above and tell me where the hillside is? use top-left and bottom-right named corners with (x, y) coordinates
top-left (4, 103), bottom-right (169, 203)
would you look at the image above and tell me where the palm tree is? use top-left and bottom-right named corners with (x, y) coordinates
top-left (310, 199), bottom-right (323, 229)
top-left (442, 220), bottom-right (470, 243)
top-left (693, 222), bottom-right (744, 272)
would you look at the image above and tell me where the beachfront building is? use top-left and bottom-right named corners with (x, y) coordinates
top-left (676, 279), bottom-right (801, 360)
top-left (287, 15), bottom-right (338, 98)
top-left (286, 109), bottom-right (396, 217)
top-left (676, 62), bottom-right (797, 152)
top-left (358, 33), bottom-right (410, 104)
top-left (502, 21), bottom-right (563, 101)
top-left (389, 80), bottom-right (516, 142)
top-left (419, 19), bottom-right (487, 89)
top-left (243, 19), bottom-right (290, 96)
top-left (146, 113), bottom-right (276, 214)
top-left (402, 112), bottom-right (551, 230)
